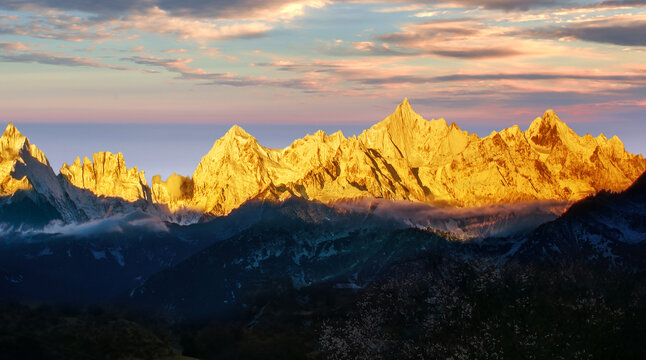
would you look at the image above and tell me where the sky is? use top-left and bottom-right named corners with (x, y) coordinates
top-left (1, 0), bottom-right (645, 179)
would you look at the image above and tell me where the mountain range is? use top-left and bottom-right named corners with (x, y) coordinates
top-left (1, 99), bottom-right (644, 228)
top-left (1, 101), bottom-right (646, 359)
top-left (1, 169), bottom-right (643, 359)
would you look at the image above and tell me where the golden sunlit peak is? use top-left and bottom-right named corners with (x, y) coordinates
top-left (397, 97), bottom-right (415, 113)
top-left (4, 122), bottom-right (17, 133)
top-left (1, 122), bottom-right (31, 155)
top-left (311, 129), bottom-right (328, 138)
top-left (223, 124), bottom-right (253, 139)
top-left (0, 122), bottom-right (50, 192)
top-left (60, 151), bottom-right (149, 201)
top-left (542, 109), bottom-right (561, 122)
top-left (2, 122), bottom-right (24, 140)
top-left (377, 97), bottom-right (422, 129)
top-left (609, 135), bottom-right (624, 145)
top-left (527, 109), bottom-right (569, 135)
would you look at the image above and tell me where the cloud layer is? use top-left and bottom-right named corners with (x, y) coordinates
top-left (527, 16), bottom-right (646, 46)
top-left (1, 0), bottom-right (645, 142)
top-left (0, 0), bottom-right (328, 20)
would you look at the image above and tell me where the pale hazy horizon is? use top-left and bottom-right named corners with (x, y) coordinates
top-left (9, 104), bottom-right (646, 183)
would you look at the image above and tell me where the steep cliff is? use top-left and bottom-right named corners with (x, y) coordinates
top-left (0, 123), bottom-right (51, 195)
top-left (0, 123), bottom-right (81, 222)
top-left (60, 152), bottom-right (150, 202)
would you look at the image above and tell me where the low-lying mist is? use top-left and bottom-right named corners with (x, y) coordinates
top-left (332, 199), bottom-right (571, 239)
top-left (1, 212), bottom-right (169, 239)
top-left (0, 197), bottom-right (570, 241)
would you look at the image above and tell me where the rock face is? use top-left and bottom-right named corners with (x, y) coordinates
top-left (188, 125), bottom-right (346, 215)
top-left (0, 123), bottom-right (50, 196)
top-left (150, 173), bottom-right (194, 220)
top-left (0, 123), bottom-right (82, 222)
top-left (183, 99), bottom-right (646, 215)
top-left (60, 152), bottom-right (150, 202)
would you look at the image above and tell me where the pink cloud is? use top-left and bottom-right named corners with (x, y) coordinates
top-left (0, 41), bottom-right (155, 72)
top-left (161, 48), bottom-right (188, 53)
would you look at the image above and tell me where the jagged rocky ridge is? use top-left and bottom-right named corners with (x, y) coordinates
top-left (60, 152), bottom-right (151, 203)
top-left (1, 99), bottom-right (644, 226)
top-left (0, 124), bottom-right (156, 226)
top-left (183, 99), bottom-right (645, 215)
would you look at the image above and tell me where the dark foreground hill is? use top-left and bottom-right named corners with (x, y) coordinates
top-left (0, 171), bottom-right (645, 359)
